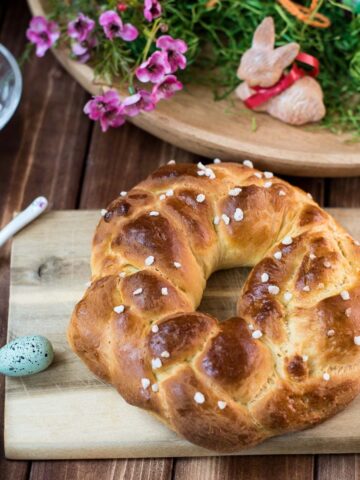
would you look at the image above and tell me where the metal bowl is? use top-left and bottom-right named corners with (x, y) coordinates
top-left (0, 44), bottom-right (22, 130)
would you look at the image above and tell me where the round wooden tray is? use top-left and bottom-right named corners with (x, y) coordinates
top-left (28, 0), bottom-right (360, 177)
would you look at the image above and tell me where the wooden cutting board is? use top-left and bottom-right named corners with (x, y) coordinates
top-left (5, 209), bottom-right (360, 460)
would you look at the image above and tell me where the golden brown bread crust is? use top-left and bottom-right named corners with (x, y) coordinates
top-left (68, 161), bottom-right (360, 452)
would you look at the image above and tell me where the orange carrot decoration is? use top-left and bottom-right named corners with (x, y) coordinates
top-left (206, 0), bottom-right (219, 8)
top-left (277, 0), bottom-right (331, 28)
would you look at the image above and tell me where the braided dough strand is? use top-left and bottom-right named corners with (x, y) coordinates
top-left (68, 162), bottom-right (360, 452)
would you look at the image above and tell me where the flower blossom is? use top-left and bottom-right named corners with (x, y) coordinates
top-left (136, 51), bottom-right (170, 83)
top-left (152, 75), bottom-right (183, 101)
top-left (26, 16), bottom-right (60, 57)
top-left (117, 3), bottom-right (128, 12)
top-left (84, 90), bottom-right (125, 132)
top-left (144, 0), bottom-right (162, 22)
top-left (99, 10), bottom-right (138, 42)
top-left (123, 90), bottom-right (156, 116)
top-left (71, 36), bottom-right (97, 63)
top-left (156, 35), bottom-right (188, 72)
top-left (67, 13), bottom-right (95, 42)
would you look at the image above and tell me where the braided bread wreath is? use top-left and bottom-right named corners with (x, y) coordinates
top-left (68, 160), bottom-right (360, 452)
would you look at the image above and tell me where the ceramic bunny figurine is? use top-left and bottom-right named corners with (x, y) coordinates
top-left (236, 17), bottom-right (325, 125)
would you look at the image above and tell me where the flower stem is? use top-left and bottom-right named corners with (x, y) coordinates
top-left (142, 17), bottom-right (161, 62)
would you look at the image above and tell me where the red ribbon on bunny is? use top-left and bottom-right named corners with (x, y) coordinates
top-left (244, 52), bottom-right (320, 110)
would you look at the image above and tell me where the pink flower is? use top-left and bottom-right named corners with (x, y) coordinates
top-left (26, 16), bottom-right (60, 57)
top-left (152, 75), bottom-right (183, 101)
top-left (99, 10), bottom-right (138, 42)
top-left (71, 36), bottom-right (97, 64)
top-left (123, 90), bottom-right (156, 116)
top-left (67, 13), bottom-right (95, 42)
top-left (136, 51), bottom-right (170, 83)
top-left (83, 90), bottom-right (125, 132)
top-left (144, 0), bottom-right (162, 22)
top-left (156, 35), bottom-right (188, 72)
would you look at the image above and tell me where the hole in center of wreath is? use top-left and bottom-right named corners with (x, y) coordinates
top-left (197, 266), bottom-right (251, 322)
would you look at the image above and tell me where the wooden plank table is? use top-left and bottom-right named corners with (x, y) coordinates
top-left (0, 1), bottom-right (359, 478)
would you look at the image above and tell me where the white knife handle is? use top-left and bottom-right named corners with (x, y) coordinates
top-left (0, 196), bottom-right (48, 248)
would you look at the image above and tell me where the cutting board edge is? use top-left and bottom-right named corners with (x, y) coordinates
top-left (5, 437), bottom-right (360, 460)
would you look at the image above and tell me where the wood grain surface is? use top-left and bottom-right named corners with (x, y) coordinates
top-left (5, 209), bottom-right (360, 461)
top-left (26, 0), bottom-right (360, 178)
top-left (0, 2), bottom-right (91, 479)
top-left (1, 1), bottom-right (360, 478)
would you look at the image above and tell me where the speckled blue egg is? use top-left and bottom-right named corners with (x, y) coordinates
top-left (0, 335), bottom-right (54, 376)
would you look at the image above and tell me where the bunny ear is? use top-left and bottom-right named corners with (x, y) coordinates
top-left (252, 17), bottom-right (275, 50)
top-left (272, 43), bottom-right (300, 70)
